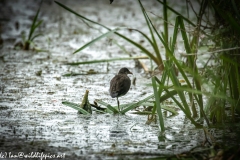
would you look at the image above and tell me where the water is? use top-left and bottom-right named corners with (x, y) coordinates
top-left (1, 0), bottom-right (239, 159)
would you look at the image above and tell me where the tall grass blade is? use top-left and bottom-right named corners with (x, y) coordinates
top-left (167, 62), bottom-right (191, 115)
top-left (138, 0), bottom-right (163, 67)
top-left (178, 16), bottom-right (209, 125)
top-left (28, 5), bottom-right (42, 41)
top-left (66, 56), bottom-right (148, 65)
top-left (55, 1), bottom-right (108, 30)
top-left (121, 94), bottom-right (155, 114)
top-left (31, 33), bottom-right (43, 41)
top-left (55, 0), bottom-right (161, 66)
top-left (163, 0), bottom-right (169, 60)
top-left (73, 28), bottom-right (118, 54)
top-left (115, 33), bottom-right (160, 65)
top-left (152, 77), bottom-right (165, 131)
top-left (156, 0), bottom-right (196, 26)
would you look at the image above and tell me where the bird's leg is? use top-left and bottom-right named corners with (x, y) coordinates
top-left (117, 97), bottom-right (120, 112)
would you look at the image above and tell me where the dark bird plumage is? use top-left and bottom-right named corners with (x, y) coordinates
top-left (109, 67), bottom-right (132, 111)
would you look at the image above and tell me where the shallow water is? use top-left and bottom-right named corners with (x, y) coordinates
top-left (0, 0), bottom-right (239, 159)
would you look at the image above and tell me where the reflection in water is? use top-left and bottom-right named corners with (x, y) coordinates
top-left (109, 115), bottom-right (129, 139)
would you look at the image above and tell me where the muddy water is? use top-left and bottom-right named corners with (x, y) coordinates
top-left (0, 0), bottom-right (239, 159)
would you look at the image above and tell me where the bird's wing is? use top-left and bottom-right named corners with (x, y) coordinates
top-left (110, 75), bottom-right (130, 98)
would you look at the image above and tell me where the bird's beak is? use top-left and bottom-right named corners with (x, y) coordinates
top-left (128, 71), bottom-right (133, 75)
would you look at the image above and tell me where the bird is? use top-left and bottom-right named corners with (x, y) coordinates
top-left (109, 67), bottom-right (132, 111)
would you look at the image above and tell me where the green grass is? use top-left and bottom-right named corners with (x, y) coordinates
top-left (56, 0), bottom-right (240, 129)
top-left (62, 101), bottom-right (90, 115)
top-left (23, 0), bottom-right (43, 50)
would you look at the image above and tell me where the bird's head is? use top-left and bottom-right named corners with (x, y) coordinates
top-left (118, 67), bottom-right (132, 75)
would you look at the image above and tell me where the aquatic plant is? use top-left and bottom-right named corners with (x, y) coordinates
top-left (56, 0), bottom-right (240, 130)
top-left (62, 90), bottom-right (92, 115)
top-left (204, 0), bottom-right (240, 123)
top-left (22, 1), bottom-right (43, 50)
top-left (55, 0), bottom-right (202, 130)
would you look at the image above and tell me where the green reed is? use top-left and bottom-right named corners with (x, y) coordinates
top-left (23, 0), bottom-right (43, 50)
top-left (56, 0), bottom-right (240, 129)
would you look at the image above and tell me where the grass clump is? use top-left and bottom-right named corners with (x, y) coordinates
top-left (56, 0), bottom-right (240, 130)
top-left (16, 1), bottom-right (43, 50)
